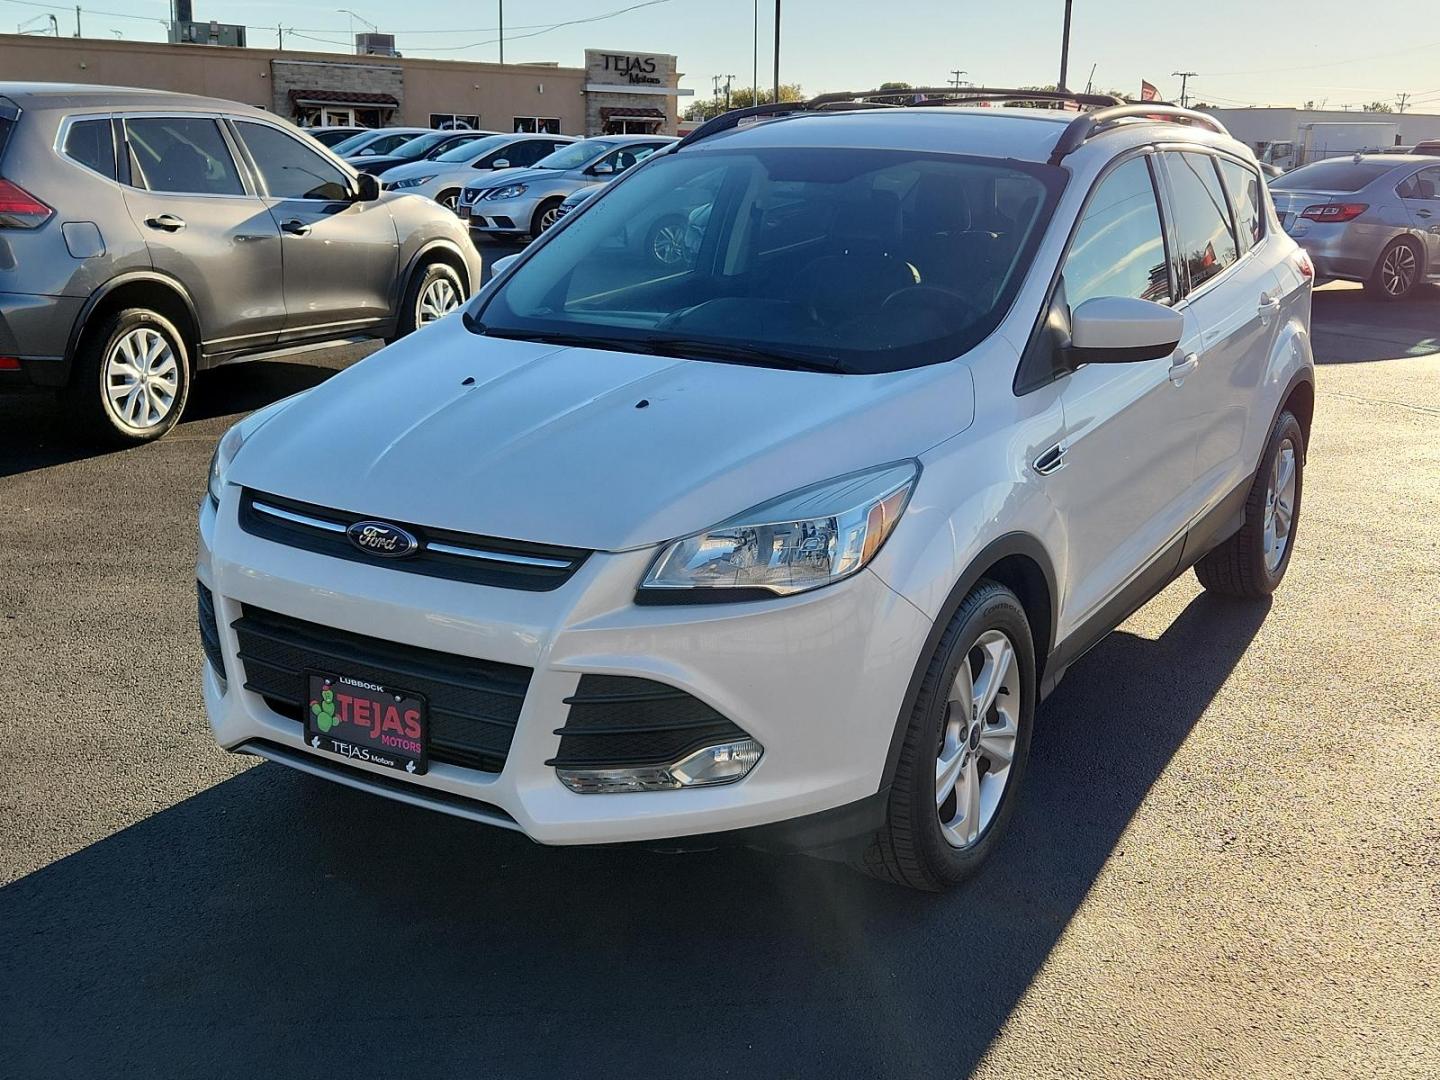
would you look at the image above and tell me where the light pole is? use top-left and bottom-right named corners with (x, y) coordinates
top-left (337, 8), bottom-right (376, 48)
top-left (498, 1), bottom-right (504, 65)
top-left (1058, 0), bottom-right (1072, 91)
top-left (773, 0), bottom-right (781, 105)
top-left (752, 0), bottom-right (758, 106)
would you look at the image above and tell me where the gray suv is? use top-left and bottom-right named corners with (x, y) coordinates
top-left (0, 83), bottom-right (481, 444)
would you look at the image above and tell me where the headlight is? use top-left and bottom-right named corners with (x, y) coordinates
top-left (640, 461), bottom-right (919, 599)
top-left (389, 175), bottom-right (435, 190)
top-left (486, 184), bottom-right (527, 200)
top-left (205, 393), bottom-right (309, 508)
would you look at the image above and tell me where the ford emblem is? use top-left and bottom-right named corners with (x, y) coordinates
top-left (346, 520), bottom-right (419, 559)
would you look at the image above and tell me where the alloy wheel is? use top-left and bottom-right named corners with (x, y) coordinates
top-left (1263, 437), bottom-right (1297, 572)
top-left (538, 205), bottom-right (561, 232)
top-left (651, 223), bottom-right (689, 265)
top-left (936, 629), bottom-right (1020, 850)
top-left (440, 192), bottom-right (460, 213)
top-left (417, 276), bottom-right (460, 325)
top-left (1382, 243), bottom-right (1418, 297)
top-left (103, 327), bottom-right (179, 430)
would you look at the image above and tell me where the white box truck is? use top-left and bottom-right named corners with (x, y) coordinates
top-left (1261, 121), bottom-right (1400, 170)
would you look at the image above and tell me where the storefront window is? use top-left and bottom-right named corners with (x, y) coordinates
top-left (431, 113), bottom-right (481, 130)
top-left (513, 116), bottom-right (562, 134)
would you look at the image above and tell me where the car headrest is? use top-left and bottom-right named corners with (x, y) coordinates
top-left (833, 189), bottom-right (903, 253)
top-left (909, 174), bottom-right (971, 234)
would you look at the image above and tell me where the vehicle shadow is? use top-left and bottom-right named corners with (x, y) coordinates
top-left (0, 357), bottom-right (361, 479)
top-left (1311, 281), bottom-right (1440, 364)
top-left (1, 590), bottom-right (1269, 1079)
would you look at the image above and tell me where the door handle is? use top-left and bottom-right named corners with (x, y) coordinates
top-left (1033, 442), bottom-right (1068, 476)
top-left (145, 213), bottom-right (186, 232)
top-left (1417, 209), bottom-right (1433, 218)
top-left (1168, 353), bottom-right (1199, 386)
top-left (1258, 294), bottom-right (1281, 322)
top-left (280, 219), bottom-right (312, 236)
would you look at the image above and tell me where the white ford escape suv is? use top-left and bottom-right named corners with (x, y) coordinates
top-left (199, 89), bottom-right (1315, 890)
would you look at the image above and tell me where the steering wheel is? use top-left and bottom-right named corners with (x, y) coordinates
top-left (881, 284), bottom-right (983, 328)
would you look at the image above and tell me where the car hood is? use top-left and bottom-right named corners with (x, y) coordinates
top-left (383, 160), bottom-right (455, 182)
top-left (228, 317), bottom-right (975, 552)
top-left (463, 167), bottom-right (557, 192)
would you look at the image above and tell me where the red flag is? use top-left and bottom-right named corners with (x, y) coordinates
top-left (1140, 80), bottom-right (1159, 102)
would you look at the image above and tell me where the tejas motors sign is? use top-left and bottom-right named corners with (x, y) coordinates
top-left (599, 53), bottom-right (662, 85)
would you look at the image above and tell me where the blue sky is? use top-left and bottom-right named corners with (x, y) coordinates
top-left (7, 0), bottom-right (1440, 111)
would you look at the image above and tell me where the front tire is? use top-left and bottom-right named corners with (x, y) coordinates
top-left (66, 307), bottom-right (191, 446)
top-left (530, 198), bottom-right (563, 237)
top-left (1195, 410), bottom-right (1305, 598)
top-left (857, 581), bottom-right (1036, 891)
top-left (437, 189), bottom-right (461, 214)
top-left (1365, 237), bottom-right (1423, 300)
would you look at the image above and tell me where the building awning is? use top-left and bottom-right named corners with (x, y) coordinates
top-left (288, 89), bottom-right (399, 109)
top-left (599, 106), bottom-right (665, 121)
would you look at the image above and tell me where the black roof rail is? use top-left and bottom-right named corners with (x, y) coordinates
top-left (674, 100), bottom-right (809, 149)
top-left (808, 86), bottom-right (1124, 109)
top-left (1047, 103), bottom-right (1230, 165)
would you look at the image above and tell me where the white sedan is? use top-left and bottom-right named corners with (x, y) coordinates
top-left (381, 133), bottom-right (576, 212)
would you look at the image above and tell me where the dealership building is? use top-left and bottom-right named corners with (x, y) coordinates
top-left (0, 33), bottom-right (690, 137)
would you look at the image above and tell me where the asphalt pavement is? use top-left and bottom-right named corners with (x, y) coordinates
top-left (1, 282), bottom-right (1436, 1079)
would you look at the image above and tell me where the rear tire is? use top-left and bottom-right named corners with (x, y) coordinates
top-left (1195, 410), bottom-right (1305, 598)
top-left (65, 307), bottom-right (191, 446)
top-left (395, 261), bottom-right (465, 338)
top-left (856, 580), bottom-right (1035, 891)
top-left (1365, 237), bottom-right (1423, 300)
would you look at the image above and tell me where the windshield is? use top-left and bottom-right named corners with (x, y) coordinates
top-left (1271, 159), bottom-right (1395, 192)
top-left (434, 135), bottom-right (507, 163)
top-left (476, 147), bottom-right (1062, 375)
top-left (328, 131), bottom-right (380, 156)
top-left (391, 132), bottom-right (453, 160)
top-left (535, 139), bottom-right (618, 171)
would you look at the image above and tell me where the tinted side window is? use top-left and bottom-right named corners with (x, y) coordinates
top-left (1165, 152), bottom-right (1239, 293)
top-left (63, 119), bottom-right (116, 179)
top-left (235, 121), bottom-right (349, 200)
top-left (1397, 167), bottom-right (1440, 200)
top-left (502, 140), bottom-right (549, 167)
top-left (1218, 157), bottom-right (1264, 253)
top-left (1063, 156), bottom-right (1170, 307)
top-left (124, 117), bottom-right (244, 196)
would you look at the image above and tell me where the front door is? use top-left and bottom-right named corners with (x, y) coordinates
top-left (230, 119), bottom-right (399, 339)
top-left (1044, 153), bottom-right (1198, 642)
top-left (118, 114), bottom-right (285, 356)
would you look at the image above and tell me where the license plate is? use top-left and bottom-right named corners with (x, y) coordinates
top-left (306, 672), bottom-right (428, 775)
top-left (457, 205), bottom-right (471, 220)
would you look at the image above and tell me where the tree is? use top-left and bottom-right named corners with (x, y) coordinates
top-left (684, 83), bottom-right (804, 121)
top-left (1364, 100), bottom-right (1395, 113)
top-left (878, 81), bottom-right (913, 91)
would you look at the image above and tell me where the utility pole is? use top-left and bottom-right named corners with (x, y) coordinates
top-left (1058, 0), bottom-right (1072, 90)
top-left (1396, 91), bottom-right (1410, 114)
top-left (752, 0), bottom-right (758, 106)
top-left (277, 24), bottom-right (283, 49)
top-left (498, 0), bottom-right (504, 65)
top-left (949, 69), bottom-right (967, 89)
top-left (773, 0), bottom-right (781, 106)
top-left (1084, 62), bottom-right (1096, 95)
top-left (1172, 70), bottom-right (1197, 109)
top-left (724, 74), bottom-right (735, 110)
top-left (74, 4), bottom-right (81, 37)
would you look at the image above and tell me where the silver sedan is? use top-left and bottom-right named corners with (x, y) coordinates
top-left (1271, 155), bottom-right (1440, 299)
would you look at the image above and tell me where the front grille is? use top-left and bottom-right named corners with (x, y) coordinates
top-left (197, 581), bottom-right (225, 680)
top-left (233, 605), bottom-right (532, 774)
top-left (548, 675), bottom-right (751, 769)
top-left (240, 489), bottom-right (588, 592)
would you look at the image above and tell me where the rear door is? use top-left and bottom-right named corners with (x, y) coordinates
top-left (230, 119), bottom-right (399, 340)
top-left (1046, 152), bottom-right (1198, 639)
top-left (1395, 165), bottom-right (1440, 270)
top-left (1157, 150), bottom-right (1282, 504)
top-left (118, 113), bottom-right (285, 354)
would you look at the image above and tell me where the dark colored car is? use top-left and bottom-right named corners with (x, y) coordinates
top-left (304, 125), bottom-right (365, 148)
top-left (345, 129), bottom-right (499, 177)
top-left (0, 83), bottom-right (482, 444)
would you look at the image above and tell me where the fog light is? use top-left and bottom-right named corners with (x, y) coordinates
top-left (557, 738), bottom-right (764, 794)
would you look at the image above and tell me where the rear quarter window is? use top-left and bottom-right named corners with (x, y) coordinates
top-left (0, 96), bottom-right (17, 162)
top-left (63, 119), bottom-right (117, 180)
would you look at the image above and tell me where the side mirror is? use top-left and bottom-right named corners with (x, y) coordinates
top-left (353, 172), bottom-right (381, 202)
top-left (590, 162), bottom-right (615, 176)
top-left (491, 159), bottom-right (510, 169)
top-left (1067, 296), bottom-right (1183, 365)
top-left (489, 252), bottom-right (520, 278)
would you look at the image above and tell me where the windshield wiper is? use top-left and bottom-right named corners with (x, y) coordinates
top-left (473, 325), bottom-right (843, 373)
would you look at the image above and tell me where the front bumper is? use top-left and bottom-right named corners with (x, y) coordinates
top-left (199, 491), bottom-right (929, 846)
top-left (463, 195), bottom-right (540, 234)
